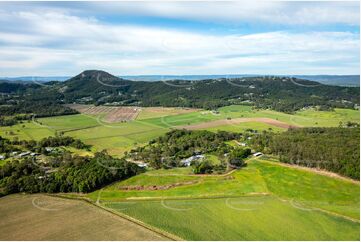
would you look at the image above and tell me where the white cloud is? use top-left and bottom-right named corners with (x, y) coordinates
top-left (88, 1), bottom-right (360, 26)
top-left (0, 9), bottom-right (359, 76)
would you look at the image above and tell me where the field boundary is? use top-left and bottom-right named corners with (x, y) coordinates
top-left (48, 193), bottom-right (182, 241)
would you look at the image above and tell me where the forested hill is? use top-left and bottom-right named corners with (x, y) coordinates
top-left (0, 70), bottom-right (359, 114)
top-left (59, 70), bottom-right (359, 112)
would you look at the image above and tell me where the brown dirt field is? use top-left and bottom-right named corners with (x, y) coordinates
top-left (66, 104), bottom-right (140, 123)
top-left (118, 180), bottom-right (198, 191)
top-left (178, 117), bottom-right (298, 130)
top-left (0, 194), bottom-right (168, 241)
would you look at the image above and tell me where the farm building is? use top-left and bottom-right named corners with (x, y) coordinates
top-left (137, 163), bottom-right (148, 168)
top-left (18, 151), bottom-right (31, 158)
top-left (253, 152), bottom-right (263, 157)
top-left (0, 155), bottom-right (5, 160)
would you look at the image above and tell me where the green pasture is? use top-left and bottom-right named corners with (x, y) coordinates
top-left (205, 121), bottom-right (285, 132)
top-left (136, 107), bottom-right (199, 120)
top-left (105, 195), bottom-right (359, 241)
top-left (92, 157), bottom-right (359, 240)
top-left (140, 105), bottom-right (359, 129)
top-left (90, 157), bottom-right (359, 219)
top-left (0, 121), bottom-right (55, 140)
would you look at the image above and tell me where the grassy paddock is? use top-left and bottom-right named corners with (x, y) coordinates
top-left (93, 158), bottom-right (360, 240)
top-left (105, 195), bottom-right (359, 241)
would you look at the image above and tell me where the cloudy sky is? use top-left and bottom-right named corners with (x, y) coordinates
top-left (0, 1), bottom-right (359, 76)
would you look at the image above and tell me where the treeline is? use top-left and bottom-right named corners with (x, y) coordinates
top-left (0, 136), bottom-right (90, 157)
top-left (0, 84), bottom-right (78, 125)
top-left (0, 151), bottom-right (142, 195)
top-left (0, 100), bottom-right (78, 118)
top-left (251, 127), bottom-right (360, 179)
top-left (0, 114), bottom-right (32, 126)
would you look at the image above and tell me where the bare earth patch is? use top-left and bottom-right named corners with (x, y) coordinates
top-left (67, 104), bottom-right (140, 122)
top-left (178, 117), bottom-right (298, 130)
top-left (118, 180), bottom-right (198, 191)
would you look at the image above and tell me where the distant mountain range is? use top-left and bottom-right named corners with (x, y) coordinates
top-left (1, 70), bottom-right (359, 115)
top-left (1, 74), bottom-right (359, 87)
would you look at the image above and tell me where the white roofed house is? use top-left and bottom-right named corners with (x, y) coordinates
top-left (181, 155), bottom-right (204, 166)
top-left (18, 151), bottom-right (31, 158)
top-left (253, 152), bottom-right (263, 157)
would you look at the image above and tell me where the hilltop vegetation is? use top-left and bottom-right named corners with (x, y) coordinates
top-left (61, 71), bottom-right (360, 112)
top-left (0, 70), bottom-right (359, 124)
top-left (251, 127), bottom-right (360, 179)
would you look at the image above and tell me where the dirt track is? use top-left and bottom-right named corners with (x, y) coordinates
top-left (178, 117), bottom-right (298, 130)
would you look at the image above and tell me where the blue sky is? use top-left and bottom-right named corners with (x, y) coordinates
top-left (0, 1), bottom-right (359, 76)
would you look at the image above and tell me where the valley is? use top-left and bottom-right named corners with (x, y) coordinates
top-left (0, 72), bottom-right (359, 241)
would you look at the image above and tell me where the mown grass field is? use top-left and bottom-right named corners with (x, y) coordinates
top-left (106, 196), bottom-right (359, 241)
top-left (89, 157), bottom-right (359, 240)
top-left (136, 107), bottom-right (199, 120)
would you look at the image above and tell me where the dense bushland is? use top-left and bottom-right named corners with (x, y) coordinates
top-left (251, 127), bottom-right (360, 179)
top-left (0, 151), bottom-right (142, 195)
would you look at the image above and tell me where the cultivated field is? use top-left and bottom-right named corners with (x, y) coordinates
top-left (106, 196), bottom-right (359, 241)
top-left (0, 194), bottom-right (167, 241)
top-left (67, 104), bottom-right (140, 122)
top-left (88, 157), bottom-right (360, 240)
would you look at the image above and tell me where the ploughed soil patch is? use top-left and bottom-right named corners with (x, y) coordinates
top-left (118, 180), bottom-right (199, 191)
top-left (66, 104), bottom-right (140, 122)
